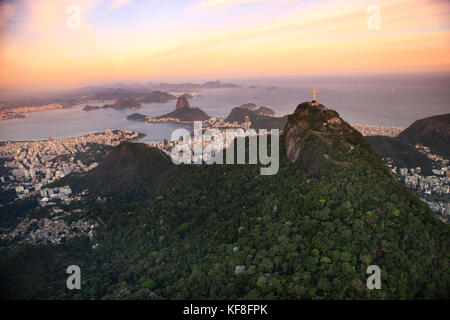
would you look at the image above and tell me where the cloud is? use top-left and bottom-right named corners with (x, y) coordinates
top-left (15, 0), bottom-right (101, 36)
top-left (0, 0), bottom-right (26, 31)
top-left (109, 0), bottom-right (133, 10)
top-left (1, 0), bottom-right (449, 90)
top-left (190, 0), bottom-right (269, 12)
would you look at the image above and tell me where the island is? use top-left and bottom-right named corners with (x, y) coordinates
top-left (82, 105), bottom-right (101, 112)
top-left (83, 98), bottom-right (141, 112)
top-left (147, 96), bottom-right (210, 123)
top-left (226, 103), bottom-right (287, 130)
top-left (126, 113), bottom-right (149, 121)
top-left (102, 98), bottom-right (141, 110)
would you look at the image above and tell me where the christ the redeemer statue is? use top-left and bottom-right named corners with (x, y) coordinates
top-left (312, 89), bottom-right (317, 102)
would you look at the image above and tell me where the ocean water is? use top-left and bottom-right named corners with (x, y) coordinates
top-left (0, 103), bottom-right (192, 142)
top-left (0, 74), bottom-right (449, 142)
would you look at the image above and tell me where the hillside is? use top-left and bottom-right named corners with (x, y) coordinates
top-left (156, 95), bottom-right (209, 121)
top-left (55, 142), bottom-right (174, 202)
top-left (256, 106), bottom-right (276, 116)
top-left (103, 98), bottom-right (141, 110)
top-left (283, 102), bottom-right (373, 177)
top-left (126, 113), bottom-right (148, 121)
top-left (89, 88), bottom-right (176, 104)
top-left (158, 106), bottom-right (210, 121)
top-left (140, 90), bottom-right (176, 104)
top-left (82, 105), bottom-right (101, 112)
top-left (1, 102), bottom-right (449, 300)
top-left (397, 113), bottom-right (450, 157)
top-left (227, 107), bottom-right (287, 130)
top-left (366, 136), bottom-right (433, 176)
top-left (90, 88), bottom-right (135, 100)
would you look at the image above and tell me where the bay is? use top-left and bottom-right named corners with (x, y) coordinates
top-left (1, 74), bottom-right (449, 142)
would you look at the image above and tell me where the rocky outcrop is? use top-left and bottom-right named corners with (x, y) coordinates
top-left (175, 96), bottom-right (190, 110)
top-left (327, 117), bottom-right (341, 126)
top-left (156, 94), bottom-right (209, 121)
top-left (283, 102), bottom-right (375, 176)
top-left (157, 107), bottom-right (210, 121)
top-left (284, 123), bottom-right (302, 164)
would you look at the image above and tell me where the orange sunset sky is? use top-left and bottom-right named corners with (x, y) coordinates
top-left (0, 0), bottom-right (449, 91)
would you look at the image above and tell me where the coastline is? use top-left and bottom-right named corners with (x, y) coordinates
top-left (0, 130), bottom-right (145, 144)
top-left (0, 123), bottom-right (404, 144)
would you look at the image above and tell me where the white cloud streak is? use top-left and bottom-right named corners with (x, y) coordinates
top-left (190, 0), bottom-right (269, 12)
top-left (110, 0), bottom-right (133, 10)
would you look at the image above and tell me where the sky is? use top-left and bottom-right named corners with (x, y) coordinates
top-left (0, 0), bottom-right (449, 91)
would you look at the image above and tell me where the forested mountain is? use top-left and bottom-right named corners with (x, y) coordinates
top-left (157, 107), bottom-right (210, 122)
top-left (1, 102), bottom-right (449, 300)
top-left (366, 136), bottom-right (433, 176)
top-left (89, 89), bottom-right (176, 104)
top-left (397, 113), bottom-right (450, 157)
top-left (157, 95), bottom-right (210, 121)
top-left (53, 142), bottom-right (174, 202)
top-left (227, 106), bottom-right (287, 130)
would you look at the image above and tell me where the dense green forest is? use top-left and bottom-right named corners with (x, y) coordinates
top-left (0, 103), bottom-right (449, 300)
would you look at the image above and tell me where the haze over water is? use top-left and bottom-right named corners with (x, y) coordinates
top-left (1, 74), bottom-right (449, 142)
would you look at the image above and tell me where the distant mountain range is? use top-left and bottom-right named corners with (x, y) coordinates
top-left (151, 80), bottom-right (241, 91)
top-left (88, 89), bottom-right (176, 104)
top-left (0, 80), bottom-right (240, 111)
top-left (83, 98), bottom-right (142, 111)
